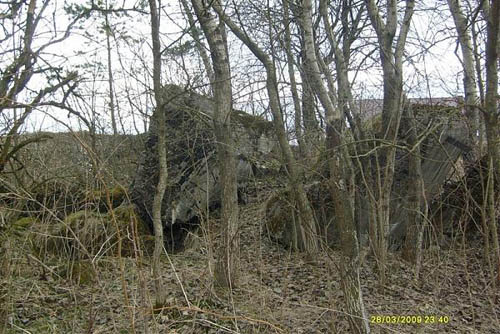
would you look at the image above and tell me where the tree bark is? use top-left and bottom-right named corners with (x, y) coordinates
top-left (105, 2), bottom-right (118, 135)
top-left (213, 4), bottom-right (319, 253)
top-left (447, 0), bottom-right (480, 139)
top-left (191, 0), bottom-right (240, 288)
top-left (180, 0), bottom-right (215, 86)
top-left (401, 103), bottom-right (426, 280)
top-left (364, 0), bottom-right (414, 287)
top-left (148, 0), bottom-right (168, 306)
top-left (300, 60), bottom-right (321, 158)
top-left (282, 0), bottom-right (305, 157)
top-left (483, 0), bottom-right (500, 288)
top-left (299, 1), bottom-right (370, 332)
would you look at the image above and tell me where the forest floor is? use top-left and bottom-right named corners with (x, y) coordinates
top-left (2, 180), bottom-right (500, 334)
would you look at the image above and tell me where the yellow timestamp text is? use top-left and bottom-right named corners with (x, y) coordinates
top-left (370, 315), bottom-right (450, 324)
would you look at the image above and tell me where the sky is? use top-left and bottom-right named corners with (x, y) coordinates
top-left (2, 0), bottom-right (474, 135)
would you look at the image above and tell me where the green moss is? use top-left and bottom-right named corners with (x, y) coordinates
top-left (362, 113), bottom-right (382, 133)
top-left (411, 103), bottom-right (461, 116)
top-left (109, 204), bottom-right (150, 237)
top-left (362, 103), bottom-right (462, 133)
top-left (233, 110), bottom-right (273, 134)
top-left (31, 204), bottom-right (152, 259)
top-left (140, 235), bottom-right (156, 256)
top-left (36, 211), bottom-right (104, 257)
top-left (264, 190), bottom-right (298, 249)
top-left (57, 260), bottom-right (96, 285)
top-left (108, 204), bottom-right (153, 256)
top-left (64, 210), bottom-right (97, 225)
top-left (264, 193), bottom-right (286, 234)
top-left (85, 186), bottom-right (126, 212)
top-left (163, 84), bottom-right (187, 101)
top-left (12, 216), bottom-right (36, 230)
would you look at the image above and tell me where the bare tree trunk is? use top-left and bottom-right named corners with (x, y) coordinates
top-left (364, 0), bottom-right (414, 287)
top-left (213, 4), bottom-right (319, 253)
top-left (298, 33), bottom-right (322, 160)
top-left (483, 0), bottom-right (500, 289)
top-left (191, 0), bottom-right (239, 288)
top-left (447, 0), bottom-right (480, 140)
top-left (0, 236), bottom-right (11, 334)
top-left (401, 103), bottom-right (426, 280)
top-left (319, 0), bottom-right (373, 247)
top-left (299, 1), bottom-right (370, 332)
top-left (282, 0), bottom-right (304, 157)
top-left (148, 0), bottom-right (168, 306)
top-left (277, 0), bottom-right (305, 250)
top-left (180, 0), bottom-right (215, 86)
top-left (105, 1), bottom-right (118, 136)
top-left (446, 1), bottom-right (499, 286)
top-left (300, 66), bottom-right (321, 158)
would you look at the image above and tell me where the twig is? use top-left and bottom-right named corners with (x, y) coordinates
top-left (151, 304), bottom-right (284, 333)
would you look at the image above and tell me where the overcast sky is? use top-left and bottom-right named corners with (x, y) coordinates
top-left (9, 0), bottom-right (470, 134)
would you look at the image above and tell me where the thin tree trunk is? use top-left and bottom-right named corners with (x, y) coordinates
top-left (213, 4), bottom-right (319, 253)
top-left (299, 38), bottom-right (321, 160)
top-left (280, 0), bottom-right (305, 251)
top-left (282, 0), bottom-right (304, 157)
top-left (483, 0), bottom-right (500, 289)
top-left (401, 103), bottom-right (425, 279)
top-left (191, 0), bottom-right (239, 288)
top-left (447, 0), bottom-right (480, 142)
top-left (180, 0), bottom-right (215, 86)
top-left (364, 0), bottom-right (414, 287)
top-left (300, 67), bottom-right (320, 158)
top-left (0, 236), bottom-right (11, 334)
top-left (148, 0), bottom-right (168, 306)
top-left (105, 3), bottom-right (118, 135)
top-left (300, 1), bottom-right (370, 332)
